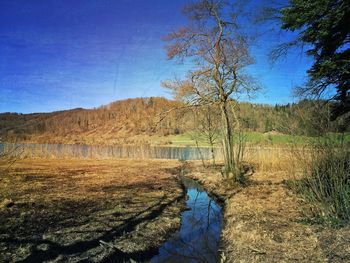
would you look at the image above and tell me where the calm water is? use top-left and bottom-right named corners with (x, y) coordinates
top-left (0, 142), bottom-right (223, 160)
top-left (151, 177), bottom-right (223, 263)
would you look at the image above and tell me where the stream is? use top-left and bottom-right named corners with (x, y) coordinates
top-left (151, 177), bottom-right (223, 263)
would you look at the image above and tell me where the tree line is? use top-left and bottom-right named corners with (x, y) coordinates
top-left (0, 97), bottom-right (347, 144)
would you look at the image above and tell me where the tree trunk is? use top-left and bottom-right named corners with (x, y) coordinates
top-left (195, 138), bottom-right (206, 167)
top-left (220, 100), bottom-right (235, 179)
top-left (209, 139), bottom-right (216, 166)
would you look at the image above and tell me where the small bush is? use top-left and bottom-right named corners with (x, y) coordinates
top-left (298, 142), bottom-right (350, 226)
top-left (221, 162), bottom-right (253, 187)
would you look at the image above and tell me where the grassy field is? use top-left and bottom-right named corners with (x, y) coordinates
top-left (0, 159), bottom-right (185, 262)
top-left (149, 132), bottom-right (350, 147)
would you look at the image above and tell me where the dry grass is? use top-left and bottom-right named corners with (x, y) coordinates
top-left (243, 146), bottom-right (298, 173)
top-left (1, 147), bottom-right (349, 262)
top-left (0, 158), bottom-right (185, 262)
top-left (186, 152), bottom-right (350, 263)
top-left (221, 173), bottom-right (326, 263)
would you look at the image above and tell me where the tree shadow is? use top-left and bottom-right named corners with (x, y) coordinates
top-left (1, 191), bottom-right (185, 263)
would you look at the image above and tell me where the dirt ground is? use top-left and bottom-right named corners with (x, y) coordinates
top-left (186, 162), bottom-right (350, 263)
top-left (0, 159), bottom-right (185, 263)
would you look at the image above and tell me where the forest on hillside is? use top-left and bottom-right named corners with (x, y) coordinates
top-left (0, 97), bottom-right (348, 145)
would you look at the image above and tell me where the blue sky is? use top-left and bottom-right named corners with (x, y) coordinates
top-left (0, 0), bottom-right (312, 113)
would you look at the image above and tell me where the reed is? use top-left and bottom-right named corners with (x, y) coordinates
top-left (243, 146), bottom-right (297, 172)
top-left (296, 141), bottom-right (350, 226)
top-left (0, 143), bottom-right (221, 160)
top-left (0, 143), bottom-right (294, 168)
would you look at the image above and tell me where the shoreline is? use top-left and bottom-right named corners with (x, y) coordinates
top-left (184, 161), bottom-right (350, 263)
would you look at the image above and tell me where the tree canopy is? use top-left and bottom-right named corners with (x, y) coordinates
top-left (280, 0), bottom-right (350, 121)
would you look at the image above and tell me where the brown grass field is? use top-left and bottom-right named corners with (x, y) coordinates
top-left (1, 152), bottom-right (349, 263)
top-left (186, 159), bottom-right (350, 263)
top-left (0, 159), bottom-right (185, 262)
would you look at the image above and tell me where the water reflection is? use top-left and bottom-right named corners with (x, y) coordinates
top-left (151, 177), bottom-right (223, 263)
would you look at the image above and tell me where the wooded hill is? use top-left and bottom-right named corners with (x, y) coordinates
top-left (0, 97), bottom-right (347, 145)
top-left (0, 98), bottom-right (190, 145)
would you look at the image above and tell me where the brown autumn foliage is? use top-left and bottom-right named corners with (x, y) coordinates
top-left (0, 97), bottom-right (192, 145)
top-left (0, 97), bottom-right (347, 145)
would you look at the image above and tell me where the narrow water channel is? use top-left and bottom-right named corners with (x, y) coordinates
top-left (151, 177), bottom-right (223, 263)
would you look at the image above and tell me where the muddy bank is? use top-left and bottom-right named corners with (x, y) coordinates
top-left (0, 159), bottom-right (186, 262)
top-left (185, 162), bottom-right (350, 263)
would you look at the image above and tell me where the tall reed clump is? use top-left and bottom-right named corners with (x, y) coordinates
top-left (298, 140), bottom-right (350, 226)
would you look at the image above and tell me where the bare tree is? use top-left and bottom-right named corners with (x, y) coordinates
top-left (162, 0), bottom-right (259, 180)
top-left (191, 104), bottom-right (220, 165)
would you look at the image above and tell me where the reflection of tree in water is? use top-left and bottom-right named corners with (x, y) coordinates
top-left (151, 179), bottom-right (223, 263)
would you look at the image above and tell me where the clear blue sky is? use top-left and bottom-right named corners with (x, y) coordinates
top-left (0, 0), bottom-right (312, 113)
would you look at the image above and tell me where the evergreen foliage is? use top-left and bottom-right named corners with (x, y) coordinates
top-left (280, 0), bottom-right (350, 121)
